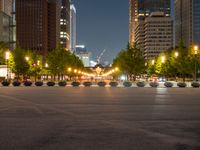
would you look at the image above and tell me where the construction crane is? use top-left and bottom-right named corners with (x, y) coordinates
top-left (96, 49), bottom-right (106, 64)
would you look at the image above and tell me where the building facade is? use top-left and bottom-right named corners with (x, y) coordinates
top-left (135, 12), bottom-right (173, 59)
top-left (70, 3), bottom-right (76, 52)
top-left (0, 0), bottom-right (12, 16)
top-left (0, 0), bottom-right (13, 45)
top-left (16, 0), bottom-right (61, 57)
top-left (75, 45), bottom-right (91, 67)
top-left (175, 0), bottom-right (200, 47)
top-left (129, 0), bottom-right (171, 44)
top-left (60, 0), bottom-right (70, 50)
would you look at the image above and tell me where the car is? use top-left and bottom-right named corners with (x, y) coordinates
top-left (23, 78), bottom-right (32, 83)
top-left (158, 77), bottom-right (166, 82)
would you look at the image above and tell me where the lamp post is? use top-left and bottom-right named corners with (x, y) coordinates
top-left (44, 63), bottom-right (49, 80)
top-left (152, 59), bottom-right (155, 65)
top-left (175, 52), bottom-right (179, 58)
top-left (5, 51), bottom-right (10, 80)
top-left (25, 56), bottom-right (29, 61)
top-left (194, 45), bottom-right (198, 81)
top-left (161, 56), bottom-right (165, 64)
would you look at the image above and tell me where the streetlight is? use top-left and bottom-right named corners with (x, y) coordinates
top-left (161, 56), bottom-right (165, 63)
top-left (68, 67), bottom-right (72, 72)
top-left (45, 63), bottom-right (48, 68)
top-left (25, 56), bottom-right (29, 61)
top-left (5, 51), bottom-right (10, 80)
top-left (37, 60), bottom-right (40, 66)
top-left (152, 59), bottom-right (155, 65)
top-left (175, 52), bottom-right (179, 58)
top-left (194, 45), bottom-right (199, 81)
top-left (115, 67), bottom-right (119, 71)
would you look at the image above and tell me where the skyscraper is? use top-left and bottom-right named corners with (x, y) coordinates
top-left (16, 0), bottom-right (60, 57)
top-left (70, 3), bottom-right (76, 52)
top-left (129, 0), bottom-right (171, 44)
top-left (60, 0), bottom-right (70, 50)
top-left (0, 0), bottom-right (12, 16)
top-left (0, 0), bottom-right (13, 44)
top-left (175, 0), bottom-right (200, 47)
top-left (135, 12), bottom-right (173, 59)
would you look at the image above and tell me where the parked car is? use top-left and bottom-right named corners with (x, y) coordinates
top-left (158, 77), bottom-right (166, 82)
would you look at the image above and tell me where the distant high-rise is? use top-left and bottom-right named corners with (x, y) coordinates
top-left (129, 0), bottom-right (171, 44)
top-left (16, 0), bottom-right (60, 57)
top-left (60, 0), bottom-right (70, 50)
top-left (75, 45), bottom-right (91, 67)
top-left (135, 12), bottom-right (173, 59)
top-left (175, 0), bottom-right (200, 47)
top-left (70, 4), bottom-right (76, 52)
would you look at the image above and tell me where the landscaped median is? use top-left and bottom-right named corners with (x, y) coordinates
top-left (0, 80), bottom-right (200, 88)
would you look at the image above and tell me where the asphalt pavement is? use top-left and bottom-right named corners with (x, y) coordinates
top-left (0, 87), bottom-right (200, 150)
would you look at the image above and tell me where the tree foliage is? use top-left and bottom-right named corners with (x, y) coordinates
top-left (147, 42), bottom-right (199, 81)
top-left (10, 45), bottom-right (29, 77)
top-left (113, 43), bottom-right (146, 80)
top-left (47, 45), bottom-right (84, 77)
top-left (0, 42), bottom-right (9, 65)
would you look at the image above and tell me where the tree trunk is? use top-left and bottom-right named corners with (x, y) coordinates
top-left (133, 75), bottom-right (136, 81)
top-left (183, 74), bottom-right (185, 82)
top-left (34, 73), bottom-right (37, 82)
top-left (53, 75), bottom-right (56, 81)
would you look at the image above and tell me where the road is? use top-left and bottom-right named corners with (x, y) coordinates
top-left (0, 87), bottom-right (200, 150)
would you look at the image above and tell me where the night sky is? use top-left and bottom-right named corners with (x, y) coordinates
top-left (74, 0), bottom-right (129, 64)
top-left (74, 0), bottom-right (174, 64)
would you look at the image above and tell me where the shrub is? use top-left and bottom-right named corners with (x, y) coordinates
top-left (58, 81), bottom-right (67, 87)
top-left (97, 81), bottom-right (107, 87)
top-left (191, 82), bottom-right (200, 88)
top-left (71, 81), bottom-right (80, 87)
top-left (83, 82), bottom-right (92, 87)
top-left (149, 82), bottom-right (159, 88)
top-left (12, 80), bottom-right (21, 87)
top-left (1, 80), bottom-right (10, 86)
top-left (109, 82), bottom-right (118, 87)
top-left (123, 82), bottom-right (132, 87)
top-left (24, 81), bottom-right (32, 86)
top-left (164, 82), bottom-right (174, 88)
top-left (177, 82), bottom-right (187, 88)
top-left (47, 81), bottom-right (55, 87)
top-left (136, 81), bottom-right (145, 87)
top-left (35, 81), bottom-right (43, 86)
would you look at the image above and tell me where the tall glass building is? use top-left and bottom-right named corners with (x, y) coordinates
top-left (193, 0), bottom-right (200, 46)
top-left (60, 0), bottom-right (71, 50)
top-left (175, 0), bottom-right (200, 47)
top-left (129, 0), bottom-right (171, 44)
top-left (70, 4), bottom-right (76, 52)
top-left (0, 0), bottom-right (13, 44)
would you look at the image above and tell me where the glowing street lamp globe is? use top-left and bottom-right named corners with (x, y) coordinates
top-left (5, 51), bottom-right (10, 60)
top-left (45, 63), bottom-right (49, 68)
top-left (175, 52), bottom-right (179, 58)
top-left (152, 60), bottom-right (155, 65)
top-left (25, 56), bottom-right (29, 61)
top-left (194, 45), bottom-right (198, 55)
top-left (161, 56), bottom-right (165, 63)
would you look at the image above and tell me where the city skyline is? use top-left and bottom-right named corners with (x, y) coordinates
top-left (74, 0), bottom-right (174, 63)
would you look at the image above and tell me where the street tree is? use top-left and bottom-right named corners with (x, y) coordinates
top-left (113, 43), bottom-right (146, 81)
top-left (174, 43), bottom-right (193, 81)
top-left (11, 45), bottom-right (29, 79)
top-left (47, 45), bottom-right (84, 80)
top-left (0, 42), bottom-right (9, 65)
